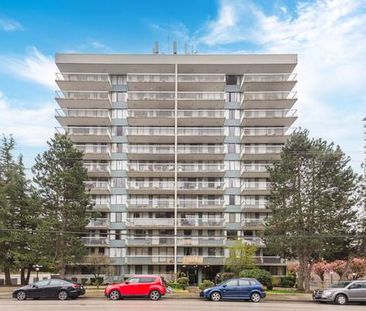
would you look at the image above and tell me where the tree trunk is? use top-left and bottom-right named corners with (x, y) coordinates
top-left (4, 267), bottom-right (11, 286)
top-left (303, 261), bottom-right (314, 293)
top-left (59, 263), bottom-right (66, 279)
top-left (20, 267), bottom-right (25, 285)
top-left (297, 259), bottom-right (305, 291)
top-left (25, 265), bottom-right (32, 285)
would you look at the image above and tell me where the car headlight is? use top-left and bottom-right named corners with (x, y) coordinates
top-left (203, 288), bottom-right (211, 293)
top-left (322, 290), bottom-right (332, 297)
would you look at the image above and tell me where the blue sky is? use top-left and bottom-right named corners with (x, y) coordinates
top-left (0, 0), bottom-right (365, 173)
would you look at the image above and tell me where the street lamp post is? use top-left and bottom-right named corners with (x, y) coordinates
top-left (33, 264), bottom-right (42, 281)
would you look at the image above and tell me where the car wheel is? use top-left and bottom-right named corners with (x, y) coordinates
top-left (149, 290), bottom-right (161, 301)
top-left (335, 294), bottom-right (347, 305)
top-left (16, 291), bottom-right (26, 301)
top-left (250, 292), bottom-right (261, 303)
top-left (109, 290), bottom-right (121, 300)
top-left (210, 291), bottom-right (221, 302)
top-left (58, 290), bottom-right (68, 300)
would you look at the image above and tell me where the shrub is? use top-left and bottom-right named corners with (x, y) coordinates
top-left (219, 272), bottom-right (236, 282)
top-left (279, 275), bottom-right (296, 288)
top-left (239, 269), bottom-right (272, 289)
top-left (176, 277), bottom-right (189, 289)
top-left (198, 280), bottom-right (214, 290)
top-left (167, 282), bottom-right (184, 290)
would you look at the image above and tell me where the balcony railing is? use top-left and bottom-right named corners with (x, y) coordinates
top-left (177, 181), bottom-right (225, 190)
top-left (242, 127), bottom-right (288, 136)
top-left (241, 218), bottom-right (266, 227)
top-left (126, 218), bottom-right (175, 227)
top-left (127, 110), bottom-right (225, 118)
top-left (178, 218), bottom-right (225, 227)
top-left (242, 109), bottom-right (296, 118)
top-left (129, 162), bottom-right (175, 172)
top-left (126, 127), bottom-right (175, 136)
top-left (76, 144), bottom-right (110, 155)
top-left (81, 236), bottom-right (109, 245)
top-left (128, 92), bottom-right (175, 101)
top-left (178, 92), bottom-right (225, 101)
top-left (178, 145), bottom-right (226, 154)
top-left (127, 74), bottom-right (175, 83)
top-left (241, 201), bottom-right (268, 209)
top-left (127, 181), bottom-right (175, 190)
top-left (126, 127), bottom-right (225, 136)
top-left (55, 91), bottom-right (110, 100)
top-left (84, 181), bottom-right (110, 190)
top-left (127, 199), bottom-right (224, 209)
top-left (128, 145), bottom-right (175, 154)
top-left (56, 108), bottom-right (110, 118)
top-left (242, 73), bottom-right (297, 83)
top-left (241, 182), bottom-right (271, 191)
top-left (178, 74), bottom-right (226, 83)
top-left (84, 163), bottom-right (110, 173)
top-left (241, 164), bottom-right (269, 174)
top-left (254, 256), bottom-right (286, 265)
top-left (56, 73), bottom-right (110, 82)
top-left (87, 218), bottom-right (110, 227)
top-left (242, 91), bottom-right (297, 101)
top-left (63, 127), bottom-right (111, 136)
top-left (178, 199), bottom-right (224, 208)
top-left (241, 145), bottom-right (283, 155)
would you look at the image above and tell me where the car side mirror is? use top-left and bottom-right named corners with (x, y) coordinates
top-left (124, 281), bottom-right (129, 284)
top-left (32, 284), bottom-right (38, 288)
top-left (222, 284), bottom-right (227, 288)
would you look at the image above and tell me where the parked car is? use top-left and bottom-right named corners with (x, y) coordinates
top-left (12, 279), bottom-right (85, 300)
top-left (104, 275), bottom-right (166, 300)
top-left (200, 277), bottom-right (266, 302)
top-left (313, 280), bottom-right (366, 305)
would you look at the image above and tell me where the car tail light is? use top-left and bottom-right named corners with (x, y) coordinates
top-left (72, 284), bottom-right (80, 288)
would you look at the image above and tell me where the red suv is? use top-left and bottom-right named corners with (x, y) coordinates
top-left (104, 275), bottom-right (167, 301)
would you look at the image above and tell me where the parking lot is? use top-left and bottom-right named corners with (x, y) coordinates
top-left (1, 297), bottom-right (366, 311)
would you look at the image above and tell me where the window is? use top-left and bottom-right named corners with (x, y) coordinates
top-left (139, 277), bottom-right (155, 283)
top-left (208, 248), bottom-right (216, 256)
top-left (111, 92), bottom-right (126, 102)
top-left (229, 213), bottom-right (236, 223)
top-left (49, 280), bottom-right (66, 286)
top-left (111, 75), bottom-right (126, 85)
top-left (239, 279), bottom-right (250, 286)
top-left (225, 279), bottom-right (238, 287)
top-left (111, 109), bottom-right (126, 119)
top-left (226, 75), bottom-right (238, 85)
top-left (128, 277), bottom-right (140, 283)
top-left (34, 280), bottom-right (50, 287)
top-left (229, 195), bottom-right (235, 205)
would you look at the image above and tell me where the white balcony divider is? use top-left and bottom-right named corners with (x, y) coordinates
top-left (56, 72), bottom-right (110, 82)
top-left (56, 108), bottom-right (110, 118)
top-left (55, 91), bottom-right (110, 100)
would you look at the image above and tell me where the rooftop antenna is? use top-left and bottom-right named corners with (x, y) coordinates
top-left (173, 41), bottom-right (177, 54)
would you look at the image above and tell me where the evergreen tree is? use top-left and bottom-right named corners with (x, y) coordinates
top-left (265, 129), bottom-right (359, 292)
top-left (32, 134), bottom-right (92, 278)
top-left (224, 240), bottom-right (257, 275)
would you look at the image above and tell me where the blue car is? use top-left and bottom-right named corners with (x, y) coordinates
top-left (200, 278), bottom-right (266, 302)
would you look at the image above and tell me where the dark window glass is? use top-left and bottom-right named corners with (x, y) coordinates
top-left (239, 279), bottom-right (250, 286)
top-left (139, 277), bottom-right (155, 283)
top-left (225, 279), bottom-right (238, 286)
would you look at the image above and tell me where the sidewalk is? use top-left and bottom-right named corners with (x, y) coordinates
top-left (0, 286), bottom-right (312, 302)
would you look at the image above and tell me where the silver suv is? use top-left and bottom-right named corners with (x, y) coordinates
top-left (313, 280), bottom-right (366, 305)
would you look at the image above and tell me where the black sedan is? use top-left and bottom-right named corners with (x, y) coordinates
top-left (12, 279), bottom-right (85, 300)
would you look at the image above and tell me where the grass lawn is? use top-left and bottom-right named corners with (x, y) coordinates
top-left (267, 289), bottom-right (302, 295)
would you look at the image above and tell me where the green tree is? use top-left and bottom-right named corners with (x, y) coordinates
top-left (0, 136), bottom-right (38, 285)
top-left (84, 254), bottom-right (112, 288)
top-left (32, 134), bottom-right (93, 278)
top-left (265, 129), bottom-right (360, 292)
top-left (224, 240), bottom-right (257, 275)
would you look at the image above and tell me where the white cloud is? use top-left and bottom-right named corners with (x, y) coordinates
top-left (198, 0), bottom-right (366, 171)
top-left (0, 91), bottom-right (55, 148)
top-left (0, 47), bottom-right (57, 89)
top-left (0, 16), bottom-right (23, 31)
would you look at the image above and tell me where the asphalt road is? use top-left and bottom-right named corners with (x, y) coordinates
top-left (1, 298), bottom-right (366, 311)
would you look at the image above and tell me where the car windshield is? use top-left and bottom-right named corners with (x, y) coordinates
top-left (329, 281), bottom-right (351, 288)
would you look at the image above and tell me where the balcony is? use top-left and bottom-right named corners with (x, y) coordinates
top-left (86, 218), bottom-right (110, 229)
top-left (127, 91), bottom-right (175, 109)
top-left (241, 202), bottom-right (270, 212)
top-left (126, 237), bottom-right (175, 246)
top-left (241, 109), bottom-right (297, 127)
top-left (240, 73), bottom-right (297, 92)
top-left (61, 127), bottom-right (111, 143)
top-left (75, 144), bottom-right (111, 160)
top-left (241, 218), bottom-right (266, 229)
top-left (177, 163), bottom-right (225, 177)
top-left (178, 218), bottom-right (225, 228)
top-left (241, 91), bottom-right (297, 109)
top-left (126, 218), bottom-right (175, 228)
top-left (84, 162), bottom-right (110, 178)
top-left (241, 145), bottom-right (282, 160)
top-left (254, 256), bottom-right (287, 266)
top-left (126, 127), bottom-right (225, 143)
top-left (178, 92), bottom-right (225, 109)
top-left (241, 182), bottom-right (271, 195)
top-left (81, 236), bottom-right (109, 246)
top-left (84, 181), bottom-right (110, 195)
top-left (126, 199), bottom-right (225, 211)
top-left (127, 74), bottom-right (175, 91)
top-left (55, 91), bottom-right (111, 109)
top-left (177, 181), bottom-right (225, 195)
top-left (242, 236), bottom-right (265, 247)
top-left (241, 163), bottom-right (270, 178)
top-left (56, 73), bottom-right (111, 91)
top-left (127, 145), bottom-right (174, 160)
top-left (124, 255), bottom-right (225, 265)
top-left (126, 180), bottom-right (175, 195)
top-left (128, 162), bottom-right (175, 177)
top-left (178, 74), bottom-right (226, 91)
top-left (127, 109), bottom-right (225, 126)
top-left (178, 237), bottom-right (225, 246)
top-left (178, 145), bottom-right (226, 160)
top-left (240, 127), bottom-right (289, 144)
top-left (91, 201), bottom-right (110, 212)
top-left (56, 109), bottom-right (111, 126)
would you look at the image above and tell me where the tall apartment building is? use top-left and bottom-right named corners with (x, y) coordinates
top-left (55, 53), bottom-right (297, 283)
